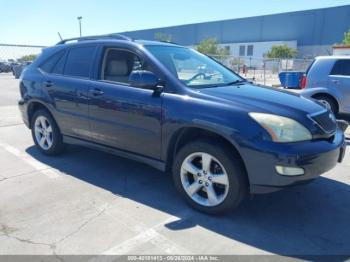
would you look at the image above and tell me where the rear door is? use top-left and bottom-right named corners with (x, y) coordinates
top-left (40, 45), bottom-right (98, 139)
top-left (328, 59), bottom-right (350, 113)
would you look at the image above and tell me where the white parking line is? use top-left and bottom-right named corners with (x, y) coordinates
top-left (0, 140), bottom-right (60, 178)
top-left (86, 210), bottom-right (191, 262)
top-left (102, 215), bottom-right (190, 255)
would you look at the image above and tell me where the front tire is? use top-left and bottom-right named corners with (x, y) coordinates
top-left (314, 95), bottom-right (338, 114)
top-left (172, 139), bottom-right (247, 214)
top-left (31, 109), bottom-right (65, 155)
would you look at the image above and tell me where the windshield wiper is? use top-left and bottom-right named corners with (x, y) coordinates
top-left (189, 79), bottom-right (248, 89)
top-left (223, 79), bottom-right (247, 86)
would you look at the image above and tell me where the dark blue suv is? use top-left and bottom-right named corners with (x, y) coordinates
top-left (18, 34), bottom-right (346, 214)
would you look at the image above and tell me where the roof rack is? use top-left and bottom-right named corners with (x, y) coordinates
top-left (56, 34), bottom-right (133, 45)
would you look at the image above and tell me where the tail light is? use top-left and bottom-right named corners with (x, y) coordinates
top-left (301, 75), bottom-right (307, 89)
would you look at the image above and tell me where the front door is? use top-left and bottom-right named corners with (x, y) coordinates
top-left (88, 47), bottom-right (162, 159)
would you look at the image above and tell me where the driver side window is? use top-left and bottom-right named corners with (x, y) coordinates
top-left (101, 49), bottom-right (144, 84)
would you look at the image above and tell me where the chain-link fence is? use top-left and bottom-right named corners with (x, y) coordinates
top-left (0, 44), bottom-right (45, 62)
top-left (0, 44), bottom-right (46, 77)
top-left (211, 55), bottom-right (314, 87)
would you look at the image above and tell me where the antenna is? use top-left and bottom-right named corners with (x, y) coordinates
top-left (57, 32), bottom-right (63, 41)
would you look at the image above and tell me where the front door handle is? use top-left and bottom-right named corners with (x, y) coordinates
top-left (89, 88), bottom-right (104, 96)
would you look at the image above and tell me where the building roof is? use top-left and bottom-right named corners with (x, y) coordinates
top-left (121, 5), bottom-right (350, 46)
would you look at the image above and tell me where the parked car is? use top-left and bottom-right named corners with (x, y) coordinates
top-left (13, 62), bottom-right (31, 79)
top-left (0, 62), bottom-right (12, 73)
top-left (18, 34), bottom-right (346, 214)
top-left (10, 62), bottom-right (20, 75)
top-left (301, 56), bottom-right (350, 115)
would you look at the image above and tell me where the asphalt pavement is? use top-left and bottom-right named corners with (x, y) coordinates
top-left (0, 73), bottom-right (349, 258)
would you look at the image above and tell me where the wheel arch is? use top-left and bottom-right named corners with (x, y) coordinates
top-left (27, 101), bottom-right (57, 130)
top-left (311, 92), bottom-right (339, 113)
top-left (165, 126), bottom-right (249, 183)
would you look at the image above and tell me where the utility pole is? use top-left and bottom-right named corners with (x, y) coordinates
top-left (77, 16), bottom-right (82, 37)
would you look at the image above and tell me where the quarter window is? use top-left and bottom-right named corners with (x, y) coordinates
top-left (39, 51), bottom-right (65, 73)
top-left (52, 53), bottom-right (66, 75)
top-left (330, 60), bottom-right (350, 76)
top-left (64, 46), bottom-right (96, 78)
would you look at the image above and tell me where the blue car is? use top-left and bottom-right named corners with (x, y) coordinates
top-left (18, 34), bottom-right (346, 214)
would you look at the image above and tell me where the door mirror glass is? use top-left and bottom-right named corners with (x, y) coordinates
top-left (129, 70), bottom-right (161, 90)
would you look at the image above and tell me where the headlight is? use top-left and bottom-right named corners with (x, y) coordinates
top-left (249, 113), bottom-right (312, 142)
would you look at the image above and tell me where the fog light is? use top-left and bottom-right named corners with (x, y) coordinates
top-left (275, 166), bottom-right (304, 176)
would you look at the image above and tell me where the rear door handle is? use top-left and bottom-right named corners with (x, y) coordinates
top-left (89, 88), bottom-right (104, 96)
top-left (43, 81), bottom-right (53, 87)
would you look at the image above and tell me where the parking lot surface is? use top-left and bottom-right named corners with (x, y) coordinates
top-left (0, 73), bottom-right (350, 257)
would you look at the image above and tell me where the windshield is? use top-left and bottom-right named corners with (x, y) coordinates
top-left (145, 46), bottom-right (243, 88)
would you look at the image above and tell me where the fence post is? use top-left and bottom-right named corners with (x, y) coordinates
top-left (263, 59), bottom-right (266, 86)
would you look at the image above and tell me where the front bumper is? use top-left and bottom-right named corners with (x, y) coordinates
top-left (241, 128), bottom-right (346, 194)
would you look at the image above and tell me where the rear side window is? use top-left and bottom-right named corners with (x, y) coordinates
top-left (330, 60), bottom-right (350, 76)
top-left (64, 46), bottom-right (96, 78)
top-left (40, 51), bottom-right (65, 73)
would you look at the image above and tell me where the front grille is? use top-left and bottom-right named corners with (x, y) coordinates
top-left (311, 111), bottom-right (337, 134)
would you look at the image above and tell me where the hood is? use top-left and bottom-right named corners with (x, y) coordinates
top-left (197, 83), bottom-right (325, 117)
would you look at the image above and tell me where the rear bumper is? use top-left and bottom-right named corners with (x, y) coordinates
top-left (241, 128), bottom-right (346, 194)
top-left (18, 99), bottom-right (30, 128)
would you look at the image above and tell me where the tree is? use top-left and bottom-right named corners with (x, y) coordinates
top-left (266, 45), bottom-right (298, 59)
top-left (154, 32), bottom-right (172, 42)
top-left (342, 29), bottom-right (350, 45)
top-left (18, 54), bottom-right (37, 62)
top-left (196, 38), bottom-right (229, 57)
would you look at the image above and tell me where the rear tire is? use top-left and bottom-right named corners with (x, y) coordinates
top-left (31, 109), bottom-right (65, 155)
top-left (172, 139), bottom-right (247, 214)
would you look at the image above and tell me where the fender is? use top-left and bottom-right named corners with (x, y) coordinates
top-left (26, 98), bottom-right (57, 128)
top-left (163, 120), bottom-right (250, 177)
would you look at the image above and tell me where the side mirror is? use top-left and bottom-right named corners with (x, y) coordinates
top-left (129, 70), bottom-right (163, 91)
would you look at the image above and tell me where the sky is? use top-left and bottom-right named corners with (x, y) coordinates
top-left (1, 0), bottom-right (350, 46)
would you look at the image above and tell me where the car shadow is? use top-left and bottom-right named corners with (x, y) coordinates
top-left (25, 145), bottom-right (350, 257)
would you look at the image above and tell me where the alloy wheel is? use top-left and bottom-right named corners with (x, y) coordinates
top-left (180, 152), bottom-right (230, 207)
top-left (34, 116), bottom-right (53, 150)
